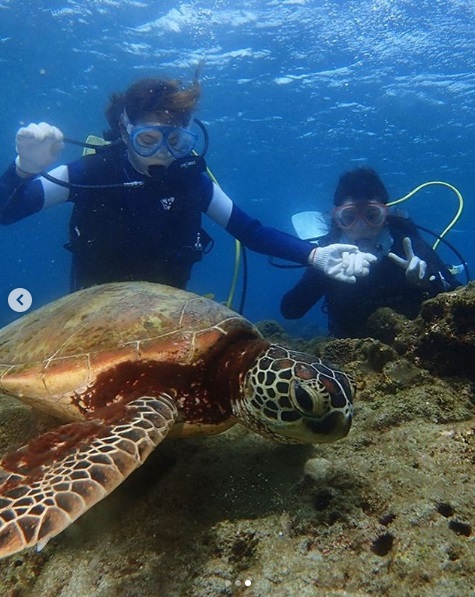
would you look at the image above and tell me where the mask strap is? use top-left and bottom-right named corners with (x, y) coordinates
top-left (120, 109), bottom-right (132, 132)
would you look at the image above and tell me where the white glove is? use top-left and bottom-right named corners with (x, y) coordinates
top-left (388, 237), bottom-right (428, 284)
top-left (341, 250), bottom-right (377, 278)
top-left (15, 122), bottom-right (64, 175)
top-left (309, 244), bottom-right (377, 284)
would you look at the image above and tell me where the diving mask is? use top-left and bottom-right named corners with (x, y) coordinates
top-left (333, 202), bottom-right (388, 230)
top-left (122, 111), bottom-right (197, 159)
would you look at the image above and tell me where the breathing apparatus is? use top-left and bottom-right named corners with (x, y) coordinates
top-left (274, 180), bottom-right (470, 284)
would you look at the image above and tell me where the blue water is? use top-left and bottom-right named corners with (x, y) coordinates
top-left (0, 0), bottom-right (474, 334)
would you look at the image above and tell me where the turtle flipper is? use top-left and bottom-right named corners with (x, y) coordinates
top-left (0, 394), bottom-right (177, 559)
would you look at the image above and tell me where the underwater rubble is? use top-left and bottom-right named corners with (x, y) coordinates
top-left (0, 285), bottom-right (473, 596)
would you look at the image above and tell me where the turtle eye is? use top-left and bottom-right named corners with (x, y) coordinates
top-left (294, 385), bottom-right (314, 412)
top-left (290, 380), bottom-right (315, 413)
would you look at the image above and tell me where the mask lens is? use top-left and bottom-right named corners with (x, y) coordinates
top-left (364, 204), bottom-right (387, 226)
top-left (335, 206), bottom-right (358, 229)
top-left (166, 129), bottom-right (197, 157)
top-left (134, 130), bottom-right (164, 152)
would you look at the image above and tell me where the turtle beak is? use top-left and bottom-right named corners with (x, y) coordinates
top-left (303, 410), bottom-right (353, 442)
top-left (272, 409), bottom-right (352, 445)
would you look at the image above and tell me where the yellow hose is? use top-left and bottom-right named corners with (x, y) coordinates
top-left (204, 164), bottom-right (242, 309)
top-left (388, 181), bottom-right (464, 250)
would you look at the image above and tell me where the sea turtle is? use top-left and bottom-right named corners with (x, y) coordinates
top-left (0, 282), bottom-right (354, 559)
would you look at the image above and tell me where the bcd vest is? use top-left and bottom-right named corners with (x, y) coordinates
top-left (65, 146), bottom-right (211, 290)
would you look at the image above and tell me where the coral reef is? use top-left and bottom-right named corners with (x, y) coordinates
top-left (0, 285), bottom-right (473, 596)
top-left (369, 282), bottom-right (475, 380)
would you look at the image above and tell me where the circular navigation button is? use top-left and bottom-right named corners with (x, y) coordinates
top-left (8, 288), bottom-right (33, 313)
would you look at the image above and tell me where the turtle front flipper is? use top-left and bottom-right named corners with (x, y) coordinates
top-left (0, 394), bottom-right (177, 559)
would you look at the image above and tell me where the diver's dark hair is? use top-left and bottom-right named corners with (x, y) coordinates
top-left (104, 77), bottom-right (201, 140)
top-left (333, 167), bottom-right (389, 206)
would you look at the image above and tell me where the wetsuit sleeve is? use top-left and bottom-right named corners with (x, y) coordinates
top-left (280, 268), bottom-right (326, 319)
top-left (204, 183), bottom-right (314, 264)
top-left (0, 162), bottom-right (70, 224)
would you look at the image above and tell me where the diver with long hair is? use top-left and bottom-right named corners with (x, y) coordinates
top-left (281, 167), bottom-right (460, 338)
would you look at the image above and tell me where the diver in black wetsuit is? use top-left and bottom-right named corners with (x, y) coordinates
top-left (281, 168), bottom-right (460, 338)
top-left (0, 76), bottom-right (377, 293)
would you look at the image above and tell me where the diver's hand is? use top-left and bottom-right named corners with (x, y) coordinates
top-left (388, 237), bottom-right (428, 284)
top-left (309, 244), bottom-right (377, 284)
top-left (15, 122), bottom-right (64, 176)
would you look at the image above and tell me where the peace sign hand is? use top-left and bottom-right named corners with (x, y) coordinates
top-left (388, 237), bottom-right (428, 285)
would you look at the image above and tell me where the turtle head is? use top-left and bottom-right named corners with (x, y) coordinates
top-left (232, 345), bottom-right (355, 444)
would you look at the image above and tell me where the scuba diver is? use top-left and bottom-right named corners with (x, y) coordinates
top-left (0, 76), bottom-right (376, 294)
top-left (281, 167), bottom-right (461, 338)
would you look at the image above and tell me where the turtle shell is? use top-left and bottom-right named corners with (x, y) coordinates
top-left (0, 282), bottom-right (261, 429)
